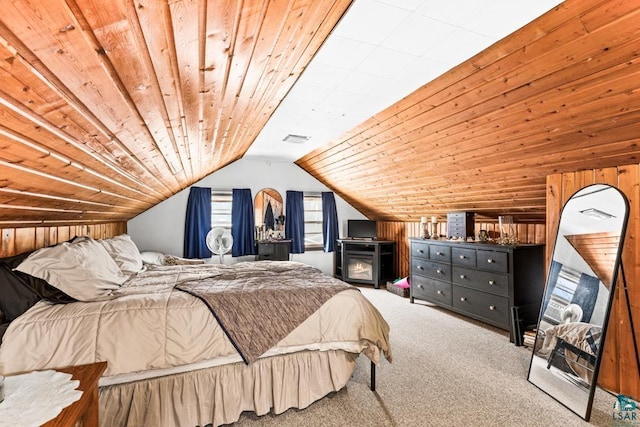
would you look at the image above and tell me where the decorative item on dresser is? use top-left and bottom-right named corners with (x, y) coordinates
top-left (255, 239), bottom-right (291, 261)
top-left (447, 212), bottom-right (475, 240)
top-left (409, 238), bottom-right (544, 342)
top-left (420, 217), bottom-right (430, 239)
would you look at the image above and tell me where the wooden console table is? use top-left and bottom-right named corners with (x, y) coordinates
top-left (43, 361), bottom-right (107, 427)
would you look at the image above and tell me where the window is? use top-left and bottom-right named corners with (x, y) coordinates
top-left (211, 190), bottom-right (232, 231)
top-left (303, 193), bottom-right (323, 249)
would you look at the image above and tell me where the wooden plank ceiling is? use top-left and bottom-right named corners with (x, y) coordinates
top-left (297, 0), bottom-right (640, 223)
top-left (1, 0), bottom-right (640, 227)
top-left (0, 0), bottom-right (351, 226)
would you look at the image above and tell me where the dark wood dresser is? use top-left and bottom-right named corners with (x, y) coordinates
top-left (409, 238), bottom-right (544, 341)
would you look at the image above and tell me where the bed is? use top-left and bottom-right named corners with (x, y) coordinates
top-left (0, 235), bottom-right (391, 426)
top-left (537, 322), bottom-right (601, 383)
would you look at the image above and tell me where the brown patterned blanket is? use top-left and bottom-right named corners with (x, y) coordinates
top-left (176, 261), bottom-right (356, 364)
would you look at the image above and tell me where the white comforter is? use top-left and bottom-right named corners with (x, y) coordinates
top-left (0, 262), bottom-right (391, 383)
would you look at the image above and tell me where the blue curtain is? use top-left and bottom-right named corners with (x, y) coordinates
top-left (542, 260), bottom-right (562, 313)
top-left (571, 273), bottom-right (600, 323)
top-left (321, 192), bottom-right (339, 252)
top-left (183, 187), bottom-right (212, 258)
top-left (231, 189), bottom-right (255, 257)
top-left (285, 191), bottom-right (305, 254)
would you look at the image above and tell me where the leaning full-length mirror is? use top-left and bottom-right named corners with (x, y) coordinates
top-left (528, 184), bottom-right (629, 420)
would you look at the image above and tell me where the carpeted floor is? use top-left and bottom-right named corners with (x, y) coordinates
top-left (232, 287), bottom-right (619, 426)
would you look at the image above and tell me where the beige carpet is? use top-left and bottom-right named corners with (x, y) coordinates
top-left (232, 287), bottom-right (620, 426)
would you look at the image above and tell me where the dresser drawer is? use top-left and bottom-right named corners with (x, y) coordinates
top-left (258, 243), bottom-right (276, 254)
top-left (257, 241), bottom-right (290, 261)
top-left (477, 249), bottom-right (508, 273)
top-left (447, 212), bottom-right (470, 221)
top-left (411, 241), bottom-right (429, 260)
top-left (452, 266), bottom-right (509, 297)
top-left (452, 286), bottom-right (509, 327)
top-left (429, 244), bottom-right (451, 263)
top-left (452, 247), bottom-right (476, 267)
top-left (411, 275), bottom-right (452, 307)
top-left (447, 214), bottom-right (465, 225)
top-left (447, 227), bottom-right (466, 239)
top-left (412, 259), bottom-right (451, 281)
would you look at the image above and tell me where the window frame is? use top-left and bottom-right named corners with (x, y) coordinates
top-left (211, 189), bottom-right (233, 232)
top-left (303, 192), bottom-right (323, 251)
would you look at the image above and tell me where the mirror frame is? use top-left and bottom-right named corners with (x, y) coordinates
top-left (254, 188), bottom-right (284, 239)
top-left (527, 184), bottom-right (629, 421)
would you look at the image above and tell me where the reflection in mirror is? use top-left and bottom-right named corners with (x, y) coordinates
top-left (528, 184), bottom-right (629, 421)
top-left (254, 188), bottom-right (284, 239)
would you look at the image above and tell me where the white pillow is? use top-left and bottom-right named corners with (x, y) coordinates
top-left (99, 234), bottom-right (143, 275)
top-left (140, 251), bottom-right (166, 265)
top-left (15, 238), bottom-right (127, 301)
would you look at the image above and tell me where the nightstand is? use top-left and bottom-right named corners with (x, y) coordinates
top-left (256, 240), bottom-right (291, 261)
top-left (43, 361), bottom-right (107, 427)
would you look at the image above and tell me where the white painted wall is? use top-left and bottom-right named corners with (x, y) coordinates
top-left (127, 158), bottom-right (366, 274)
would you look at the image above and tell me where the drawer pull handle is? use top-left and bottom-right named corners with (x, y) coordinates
top-left (418, 284), bottom-right (423, 289)
top-left (487, 259), bottom-right (494, 263)
top-left (436, 251), bottom-right (443, 256)
top-left (417, 265), bottom-right (423, 270)
top-left (460, 297), bottom-right (467, 302)
top-left (436, 269), bottom-right (442, 274)
top-left (460, 274), bottom-right (466, 279)
top-left (417, 249), bottom-right (424, 253)
top-left (459, 255), bottom-right (465, 259)
top-left (488, 280), bottom-right (495, 285)
top-left (489, 305), bottom-right (496, 311)
top-left (437, 290), bottom-right (443, 295)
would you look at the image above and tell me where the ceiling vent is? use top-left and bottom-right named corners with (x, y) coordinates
top-left (579, 208), bottom-right (615, 220)
top-left (283, 134), bottom-right (311, 144)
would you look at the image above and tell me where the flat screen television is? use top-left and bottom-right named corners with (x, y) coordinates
top-left (347, 220), bottom-right (377, 240)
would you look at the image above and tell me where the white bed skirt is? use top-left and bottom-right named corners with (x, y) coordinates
top-left (99, 349), bottom-right (359, 427)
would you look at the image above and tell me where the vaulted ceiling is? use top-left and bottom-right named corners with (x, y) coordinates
top-left (298, 0), bottom-right (640, 222)
top-left (0, 0), bottom-right (351, 226)
top-left (0, 0), bottom-right (639, 227)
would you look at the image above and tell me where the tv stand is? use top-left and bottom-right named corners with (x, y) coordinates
top-left (334, 239), bottom-right (396, 288)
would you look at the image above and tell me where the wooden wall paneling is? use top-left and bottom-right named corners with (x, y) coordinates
top-left (0, 222), bottom-right (127, 258)
top-left (594, 166), bottom-right (625, 393)
top-left (548, 165), bottom-right (640, 400)
top-left (0, 228), bottom-right (15, 258)
top-left (35, 227), bottom-right (47, 249)
top-left (14, 227), bottom-right (36, 254)
top-left (378, 221), bottom-right (408, 280)
top-left (610, 164), bottom-right (640, 397)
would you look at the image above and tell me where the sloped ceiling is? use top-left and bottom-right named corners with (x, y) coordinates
top-left (0, 0), bottom-right (639, 227)
top-left (0, 0), bottom-right (350, 226)
top-left (297, 0), bottom-right (640, 222)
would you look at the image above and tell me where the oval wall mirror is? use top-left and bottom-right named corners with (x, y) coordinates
top-left (254, 188), bottom-right (284, 235)
top-left (527, 183), bottom-right (629, 421)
